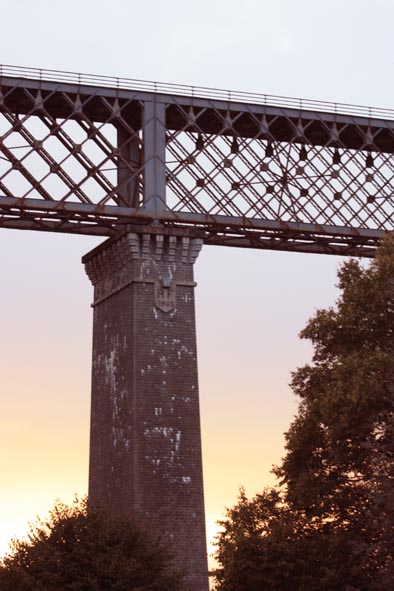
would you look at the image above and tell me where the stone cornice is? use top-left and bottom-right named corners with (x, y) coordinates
top-left (84, 233), bottom-right (203, 304)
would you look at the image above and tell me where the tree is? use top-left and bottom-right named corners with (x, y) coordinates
top-left (0, 497), bottom-right (187, 591)
top-left (214, 237), bottom-right (394, 591)
top-left (214, 488), bottom-right (364, 591)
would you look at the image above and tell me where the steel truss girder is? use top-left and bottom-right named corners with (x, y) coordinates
top-left (1, 66), bottom-right (394, 256)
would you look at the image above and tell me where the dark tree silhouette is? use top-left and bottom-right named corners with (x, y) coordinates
top-left (0, 497), bottom-right (187, 591)
top-left (214, 237), bottom-right (394, 591)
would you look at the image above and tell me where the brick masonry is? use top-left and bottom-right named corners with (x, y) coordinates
top-left (83, 232), bottom-right (209, 591)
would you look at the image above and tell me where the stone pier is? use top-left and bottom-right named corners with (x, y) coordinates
top-left (83, 232), bottom-right (208, 591)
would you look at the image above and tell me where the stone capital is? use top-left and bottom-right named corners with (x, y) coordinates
top-left (83, 232), bottom-right (203, 306)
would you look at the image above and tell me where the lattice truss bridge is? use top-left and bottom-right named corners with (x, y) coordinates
top-left (1, 65), bottom-right (394, 255)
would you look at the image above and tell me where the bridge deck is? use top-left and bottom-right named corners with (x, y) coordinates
top-left (1, 65), bottom-right (394, 256)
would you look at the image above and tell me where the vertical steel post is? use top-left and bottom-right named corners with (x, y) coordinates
top-left (143, 100), bottom-right (167, 216)
top-left (117, 126), bottom-right (140, 208)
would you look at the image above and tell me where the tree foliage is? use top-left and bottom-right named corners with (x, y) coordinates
top-left (214, 237), bottom-right (394, 591)
top-left (214, 488), bottom-right (365, 591)
top-left (0, 497), bottom-right (187, 591)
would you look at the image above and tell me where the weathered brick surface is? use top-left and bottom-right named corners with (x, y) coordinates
top-left (83, 233), bottom-right (208, 591)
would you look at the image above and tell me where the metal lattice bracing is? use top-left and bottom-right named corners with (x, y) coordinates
top-left (2, 65), bottom-right (394, 255)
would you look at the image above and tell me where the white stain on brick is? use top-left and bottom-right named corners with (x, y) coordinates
top-left (175, 430), bottom-right (181, 452)
top-left (169, 475), bottom-right (191, 484)
top-left (143, 426), bottom-right (183, 464)
top-left (104, 350), bottom-right (117, 393)
top-left (112, 425), bottom-right (125, 447)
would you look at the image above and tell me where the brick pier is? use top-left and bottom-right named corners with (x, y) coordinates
top-left (83, 232), bottom-right (208, 591)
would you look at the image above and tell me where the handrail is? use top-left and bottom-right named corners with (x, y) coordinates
top-left (0, 63), bottom-right (393, 121)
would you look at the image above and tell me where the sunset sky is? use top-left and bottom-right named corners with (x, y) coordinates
top-left (1, 0), bottom-right (393, 561)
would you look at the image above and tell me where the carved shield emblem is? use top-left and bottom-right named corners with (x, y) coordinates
top-left (154, 280), bottom-right (176, 313)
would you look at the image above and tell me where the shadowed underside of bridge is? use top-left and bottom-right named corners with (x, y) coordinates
top-left (1, 65), bottom-right (394, 256)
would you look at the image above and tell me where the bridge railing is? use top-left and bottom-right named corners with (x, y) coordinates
top-left (1, 63), bottom-right (394, 121)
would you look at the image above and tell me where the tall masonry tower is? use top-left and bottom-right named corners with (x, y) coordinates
top-left (83, 231), bottom-right (208, 591)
